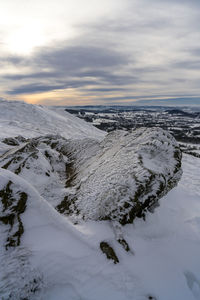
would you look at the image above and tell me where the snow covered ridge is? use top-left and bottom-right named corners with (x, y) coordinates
top-left (60, 128), bottom-right (182, 224)
top-left (0, 169), bottom-right (44, 299)
top-left (0, 135), bottom-right (70, 207)
top-left (0, 100), bottom-right (105, 140)
top-left (0, 128), bottom-right (182, 228)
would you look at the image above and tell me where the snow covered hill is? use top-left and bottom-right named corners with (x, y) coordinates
top-left (0, 100), bottom-right (105, 140)
top-left (0, 100), bottom-right (200, 300)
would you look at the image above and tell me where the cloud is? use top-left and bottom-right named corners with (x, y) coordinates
top-left (6, 83), bottom-right (65, 95)
top-left (0, 54), bottom-right (24, 67)
top-left (1, 0), bottom-right (200, 104)
top-left (151, 0), bottom-right (200, 5)
top-left (189, 48), bottom-right (200, 56)
top-left (33, 45), bottom-right (127, 71)
top-left (6, 79), bottom-right (102, 95)
top-left (133, 97), bottom-right (200, 106)
top-left (85, 87), bottom-right (126, 92)
top-left (4, 42), bottom-right (134, 95)
top-left (4, 72), bottom-right (56, 80)
top-left (172, 60), bottom-right (200, 70)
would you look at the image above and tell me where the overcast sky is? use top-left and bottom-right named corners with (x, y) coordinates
top-left (1, 0), bottom-right (200, 106)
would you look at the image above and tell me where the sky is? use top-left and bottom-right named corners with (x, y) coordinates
top-left (0, 0), bottom-right (200, 106)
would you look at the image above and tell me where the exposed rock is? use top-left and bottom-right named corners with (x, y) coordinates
top-left (118, 238), bottom-right (130, 252)
top-left (0, 135), bottom-right (100, 210)
top-left (2, 136), bottom-right (27, 146)
top-left (0, 180), bottom-right (27, 249)
top-left (62, 128), bottom-right (182, 224)
top-left (0, 128), bottom-right (183, 295)
top-left (0, 135), bottom-right (71, 207)
top-left (100, 241), bottom-right (119, 264)
top-left (0, 128), bottom-right (182, 226)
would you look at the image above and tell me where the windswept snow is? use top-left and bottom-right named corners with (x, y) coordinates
top-left (0, 128), bottom-right (182, 225)
top-left (1, 155), bottom-right (200, 300)
top-left (0, 100), bottom-right (200, 300)
top-left (62, 128), bottom-right (182, 224)
top-left (0, 100), bottom-right (105, 140)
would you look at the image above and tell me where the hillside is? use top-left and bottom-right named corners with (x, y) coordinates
top-left (0, 100), bottom-right (200, 300)
top-left (0, 100), bottom-right (105, 140)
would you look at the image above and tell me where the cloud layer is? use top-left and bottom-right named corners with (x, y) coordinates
top-left (0, 0), bottom-right (200, 105)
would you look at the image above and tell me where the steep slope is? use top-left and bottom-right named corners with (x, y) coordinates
top-left (0, 100), bottom-right (105, 140)
top-left (0, 154), bottom-right (200, 300)
top-left (0, 135), bottom-right (69, 207)
top-left (0, 129), bottom-right (182, 226)
top-left (1, 100), bottom-right (199, 300)
top-left (0, 168), bottom-right (101, 300)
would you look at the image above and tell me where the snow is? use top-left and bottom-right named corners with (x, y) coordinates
top-left (0, 100), bottom-right (105, 140)
top-left (23, 153), bottom-right (200, 300)
top-left (67, 128), bottom-right (182, 224)
top-left (0, 100), bottom-right (200, 300)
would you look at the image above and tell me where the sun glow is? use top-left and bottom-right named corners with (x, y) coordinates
top-left (17, 89), bottom-right (94, 106)
top-left (5, 25), bottom-right (47, 55)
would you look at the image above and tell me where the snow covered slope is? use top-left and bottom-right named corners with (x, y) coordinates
top-left (0, 154), bottom-right (200, 300)
top-left (0, 100), bottom-right (105, 140)
top-left (0, 129), bottom-right (182, 226)
top-left (0, 100), bottom-right (199, 300)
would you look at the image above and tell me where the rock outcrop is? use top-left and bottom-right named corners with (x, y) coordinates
top-left (60, 128), bottom-right (182, 224)
top-left (0, 128), bottom-right (182, 226)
